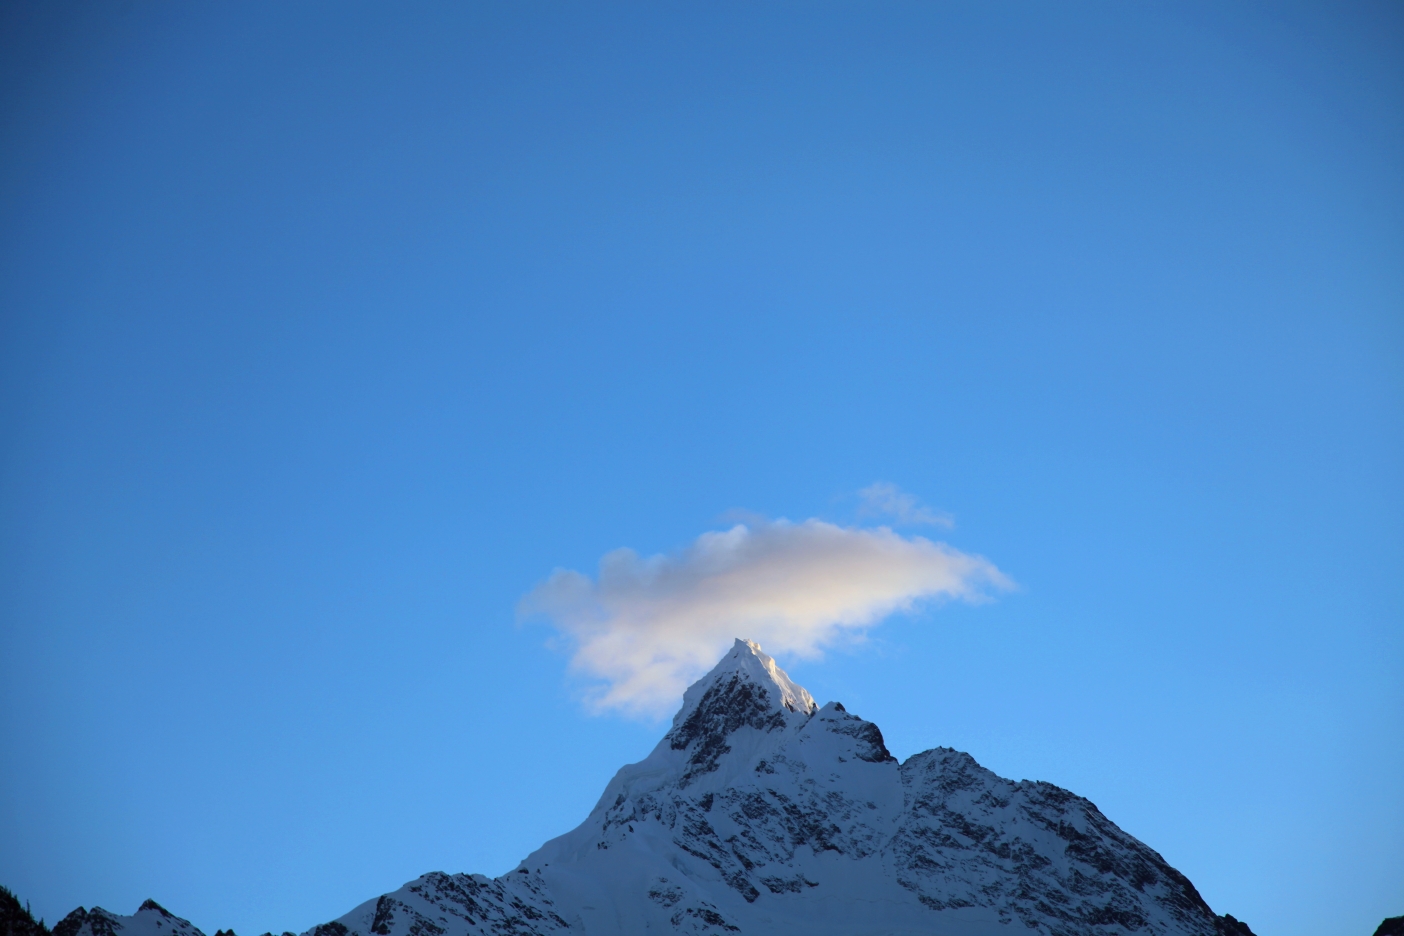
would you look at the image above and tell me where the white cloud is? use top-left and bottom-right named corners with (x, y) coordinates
top-left (518, 518), bottom-right (1011, 718)
top-left (857, 482), bottom-right (954, 528)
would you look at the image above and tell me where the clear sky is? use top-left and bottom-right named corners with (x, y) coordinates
top-left (0, 4), bottom-right (1400, 936)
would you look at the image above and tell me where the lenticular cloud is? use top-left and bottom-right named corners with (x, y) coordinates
top-left (519, 519), bottom-right (1012, 718)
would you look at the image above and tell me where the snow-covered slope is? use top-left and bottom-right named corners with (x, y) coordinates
top-left (55, 640), bottom-right (1254, 936)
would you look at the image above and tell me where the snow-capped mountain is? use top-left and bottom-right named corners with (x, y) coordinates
top-left (54, 900), bottom-right (231, 936)
top-left (54, 639), bottom-right (1255, 936)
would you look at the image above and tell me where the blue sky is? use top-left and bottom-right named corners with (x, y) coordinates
top-left (0, 3), bottom-right (1400, 935)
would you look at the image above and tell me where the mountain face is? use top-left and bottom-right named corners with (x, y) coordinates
top-left (52, 640), bottom-right (1256, 936)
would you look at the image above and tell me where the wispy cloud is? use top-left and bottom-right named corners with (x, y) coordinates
top-left (519, 518), bottom-right (1011, 718)
top-left (857, 482), bottom-right (954, 528)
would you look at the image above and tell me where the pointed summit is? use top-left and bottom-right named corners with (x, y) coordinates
top-left (671, 638), bottom-right (817, 730)
top-left (662, 639), bottom-right (816, 786)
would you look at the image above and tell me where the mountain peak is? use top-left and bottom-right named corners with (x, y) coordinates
top-left (659, 639), bottom-right (817, 788)
top-left (670, 638), bottom-right (816, 731)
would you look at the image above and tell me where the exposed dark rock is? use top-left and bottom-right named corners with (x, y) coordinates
top-left (1215, 913), bottom-right (1256, 935)
top-left (667, 674), bottom-right (790, 785)
top-left (59, 910), bottom-right (119, 936)
top-left (51, 909), bottom-right (87, 936)
top-left (822, 709), bottom-right (896, 763)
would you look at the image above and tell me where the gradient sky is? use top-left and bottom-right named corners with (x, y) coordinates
top-left (1, 4), bottom-right (1400, 936)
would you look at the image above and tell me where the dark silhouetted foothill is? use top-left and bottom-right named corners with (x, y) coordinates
top-left (1, 886), bottom-right (52, 936)
top-left (1374, 917), bottom-right (1404, 936)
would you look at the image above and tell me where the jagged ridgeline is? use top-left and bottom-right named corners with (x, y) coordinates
top-left (20, 640), bottom-right (1374, 935)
